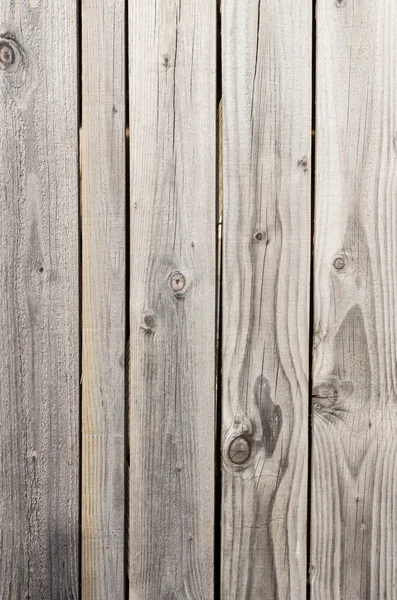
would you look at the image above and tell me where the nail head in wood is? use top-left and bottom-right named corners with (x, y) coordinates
top-left (170, 271), bottom-right (186, 292)
top-left (334, 256), bottom-right (345, 270)
top-left (228, 436), bottom-right (251, 465)
top-left (0, 41), bottom-right (15, 68)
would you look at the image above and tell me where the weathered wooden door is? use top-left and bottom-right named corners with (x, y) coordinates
top-left (1, 0), bottom-right (396, 598)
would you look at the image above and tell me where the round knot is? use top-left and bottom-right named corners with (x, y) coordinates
top-left (333, 256), bottom-right (346, 270)
top-left (144, 314), bottom-right (156, 328)
top-left (228, 436), bottom-right (251, 465)
top-left (0, 41), bottom-right (15, 69)
top-left (141, 313), bottom-right (157, 334)
top-left (170, 271), bottom-right (186, 292)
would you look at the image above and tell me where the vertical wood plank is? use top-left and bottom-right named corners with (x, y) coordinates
top-left (0, 2), bottom-right (79, 597)
top-left (81, 0), bottom-right (125, 597)
top-left (312, 0), bottom-right (397, 597)
top-left (221, 0), bottom-right (312, 596)
top-left (128, 0), bottom-right (216, 595)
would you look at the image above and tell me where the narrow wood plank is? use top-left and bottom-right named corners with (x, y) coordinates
top-left (128, 0), bottom-right (216, 595)
top-left (0, 2), bottom-right (79, 597)
top-left (312, 1), bottom-right (397, 597)
top-left (221, 0), bottom-right (312, 596)
top-left (81, 0), bottom-right (125, 597)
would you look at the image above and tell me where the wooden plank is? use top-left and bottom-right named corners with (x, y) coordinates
top-left (312, 0), bottom-right (397, 597)
top-left (81, 0), bottom-right (125, 597)
top-left (128, 0), bottom-right (216, 595)
top-left (221, 0), bottom-right (312, 596)
top-left (0, 2), bottom-right (79, 597)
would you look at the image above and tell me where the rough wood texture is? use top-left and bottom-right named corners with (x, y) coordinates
top-left (312, 1), bottom-right (397, 597)
top-left (81, 0), bottom-right (125, 597)
top-left (0, 2), bottom-right (79, 597)
top-left (221, 0), bottom-right (312, 596)
top-left (128, 0), bottom-right (216, 595)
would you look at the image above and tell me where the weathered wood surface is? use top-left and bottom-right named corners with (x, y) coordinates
top-left (221, 0), bottom-right (312, 596)
top-left (81, 0), bottom-right (125, 597)
top-left (128, 0), bottom-right (216, 596)
top-left (312, 1), bottom-right (397, 597)
top-left (0, 2), bottom-right (79, 597)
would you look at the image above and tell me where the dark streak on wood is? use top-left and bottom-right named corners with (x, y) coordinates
top-left (254, 374), bottom-right (283, 457)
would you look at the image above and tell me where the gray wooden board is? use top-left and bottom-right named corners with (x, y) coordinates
top-left (81, 0), bottom-right (126, 597)
top-left (312, 0), bottom-right (397, 597)
top-left (0, 1), bottom-right (79, 597)
top-left (128, 0), bottom-right (217, 597)
top-left (221, 0), bottom-right (312, 597)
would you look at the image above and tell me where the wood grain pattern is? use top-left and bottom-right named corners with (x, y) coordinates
top-left (312, 1), bottom-right (397, 597)
top-left (0, 1), bottom-right (79, 597)
top-left (221, 0), bottom-right (312, 596)
top-left (128, 0), bottom-right (216, 597)
top-left (81, 0), bottom-right (125, 597)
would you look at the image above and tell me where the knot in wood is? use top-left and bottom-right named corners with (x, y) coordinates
top-left (0, 41), bottom-right (15, 68)
top-left (144, 314), bottom-right (156, 328)
top-left (228, 436), bottom-right (251, 465)
top-left (312, 381), bottom-right (339, 409)
top-left (170, 271), bottom-right (186, 292)
top-left (298, 156), bottom-right (309, 172)
top-left (333, 256), bottom-right (345, 270)
top-left (142, 312), bottom-right (157, 334)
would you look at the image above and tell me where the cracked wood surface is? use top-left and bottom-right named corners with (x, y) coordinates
top-left (220, 0), bottom-right (312, 597)
top-left (312, 1), bottom-right (397, 597)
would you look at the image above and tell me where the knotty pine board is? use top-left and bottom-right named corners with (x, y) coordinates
top-left (221, 0), bottom-right (312, 597)
top-left (312, 0), bottom-right (397, 597)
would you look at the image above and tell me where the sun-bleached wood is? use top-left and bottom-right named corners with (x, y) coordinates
top-left (0, 2), bottom-right (79, 596)
top-left (221, 0), bottom-right (312, 596)
top-left (81, 0), bottom-right (125, 597)
top-left (128, 0), bottom-right (216, 596)
top-left (312, 1), bottom-right (397, 597)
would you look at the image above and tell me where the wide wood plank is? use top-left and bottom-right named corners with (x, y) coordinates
top-left (81, 0), bottom-right (125, 597)
top-left (0, 2), bottom-right (79, 597)
top-left (312, 1), bottom-right (397, 597)
top-left (128, 0), bottom-right (216, 597)
top-left (221, 0), bottom-right (312, 597)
